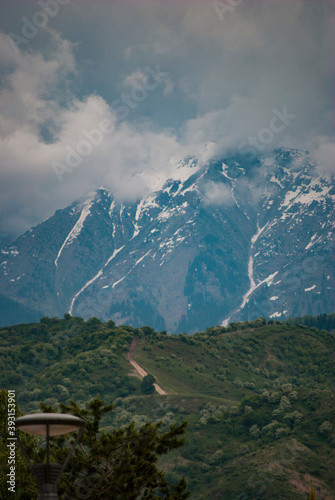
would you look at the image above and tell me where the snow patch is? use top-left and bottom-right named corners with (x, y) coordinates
top-left (222, 220), bottom-right (278, 326)
top-left (280, 179), bottom-right (333, 212)
top-left (269, 312), bottom-right (282, 318)
top-left (270, 175), bottom-right (284, 189)
top-left (109, 200), bottom-right (116, 218)
top-left (111, 250), bottom-right (152, 289)
top-left (135, 250), bottom-right (151, 267)
top-left (55, 195), bottom-right (94, 267)
top-left (221, 162), bottom-right (233, 180)
top-left (2, 247), bottom-right (19, 256)
top-left (305, 233), bottom-right (317, 250)
top-left (131, 198), bottom-right (150, 239)
top-left (69, 245), bottom-right (125, 314)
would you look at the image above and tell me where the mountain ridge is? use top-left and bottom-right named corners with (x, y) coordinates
top-left (0, 148), bottom-right (334, 332)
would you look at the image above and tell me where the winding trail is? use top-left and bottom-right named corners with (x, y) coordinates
top-left (127, 337), bottom-right (167, 395)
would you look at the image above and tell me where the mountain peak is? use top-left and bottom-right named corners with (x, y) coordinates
top-left (0, 148), bottom-right (333, 331)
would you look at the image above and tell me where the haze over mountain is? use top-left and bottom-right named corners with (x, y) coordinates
top-left (0, 148), bottom-right (333, 332)
top-left (0, 1), bottom-right (333, 243)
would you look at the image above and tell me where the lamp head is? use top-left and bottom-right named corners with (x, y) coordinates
top-left (15, 413), bottom-right (85, 436)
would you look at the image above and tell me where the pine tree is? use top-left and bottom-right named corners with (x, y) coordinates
top-left (0, 395), bottom-right (189, 499)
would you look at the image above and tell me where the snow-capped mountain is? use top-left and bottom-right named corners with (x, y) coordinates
top-left (0, 148), bottom-right (334, 332)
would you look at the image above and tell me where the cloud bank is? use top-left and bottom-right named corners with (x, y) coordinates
top-left (0, 0), bottom-right (333, 238)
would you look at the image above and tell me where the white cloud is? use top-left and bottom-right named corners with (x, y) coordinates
top-left (123, 69), bottom-right (147, 88)
top-left (312, 139), bottom-right (335, 175)
top-left (203, 181), bottom-right (234, 206)
top-left (0, 0), bottom-right (333, 238)
top-left (0, 31), bottom-right (187, 237)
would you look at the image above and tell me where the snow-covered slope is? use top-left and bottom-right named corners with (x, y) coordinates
top-left (0, 149), bottom-right (334, 332)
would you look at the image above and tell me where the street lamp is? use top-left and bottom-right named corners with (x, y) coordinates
top-left (15, 413), bottom-right (86, 500)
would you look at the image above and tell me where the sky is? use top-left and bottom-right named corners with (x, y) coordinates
top-left (0, 0), bottom-right (334, 239)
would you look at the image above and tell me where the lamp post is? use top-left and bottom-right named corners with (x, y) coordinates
top-left (15, 413), bottom-right (86, 500)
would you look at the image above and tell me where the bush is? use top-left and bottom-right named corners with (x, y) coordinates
top-left (87, 317), bottom-right (101, 325)
top-left (275, 427), bottom-right (289, 439)
top-left (319, 421), bottom-right (332, 438)
top-left (249, 424), bottom-right (260, 437)
top-left (141, 374), bottom-right (156, 395)
top-left (208, 449), bottom-right (224, 465)
top-left (142, 326), bottom-right (155, 336)
top-left (243, 382), bottom-right (255, 390)
top-left (283, 410), bottom-right (303, 427)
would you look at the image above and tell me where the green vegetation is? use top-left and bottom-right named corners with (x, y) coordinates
top-left (141, 374), bottom-right (156, 395)
top-left (0, 314), bottom-right (334, 498)
top-left (0, 392), bottom-right (188, 499)
top-left (286, 312), bottom-right (335, 332)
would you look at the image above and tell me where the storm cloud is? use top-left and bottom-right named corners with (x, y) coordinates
top-left (0, 0), bottom-right (333, 239)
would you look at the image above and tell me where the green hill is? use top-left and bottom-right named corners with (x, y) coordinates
top-left (0, 315), bottom-right (334, 499)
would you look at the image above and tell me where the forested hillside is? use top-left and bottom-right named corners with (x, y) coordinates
top-left (0, 315), bottom-right (334, 498)
top-left (286, 313), bottom-right (335, 332)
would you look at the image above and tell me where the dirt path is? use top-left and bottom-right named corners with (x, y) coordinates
top-left (127, 337), bottom-right (167, 395)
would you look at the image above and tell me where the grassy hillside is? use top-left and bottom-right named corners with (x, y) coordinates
top-left (0, 315), bottom-right (334, 499)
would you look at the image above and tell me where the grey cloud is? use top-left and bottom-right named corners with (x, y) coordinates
top-left (203, 182), bottom-right (234, 206)
top-left (0, 0), bottom-right (333, 239)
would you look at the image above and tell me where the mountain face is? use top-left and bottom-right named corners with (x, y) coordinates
top-left (0, 148), bottom-right (334, 332)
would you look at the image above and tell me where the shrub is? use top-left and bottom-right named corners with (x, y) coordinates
top-left (275, 427), bottom-right (289, 439)
top-left (319, 421), bottom-right (332, 438)
top-left (140, 374), bottom-right (156, 395)
top-left (250, 424), bottom-right (260, 437)
top-left (208, 449), bottom-right (224, 465)
top-left (283, 410), bottom-right (303, 427)
top-left (243, 382), bottom-right (255, 390)
top-left (238, 444), bottom-right (249, 455)
top-left (87, 317), bottom-right (101, 325)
